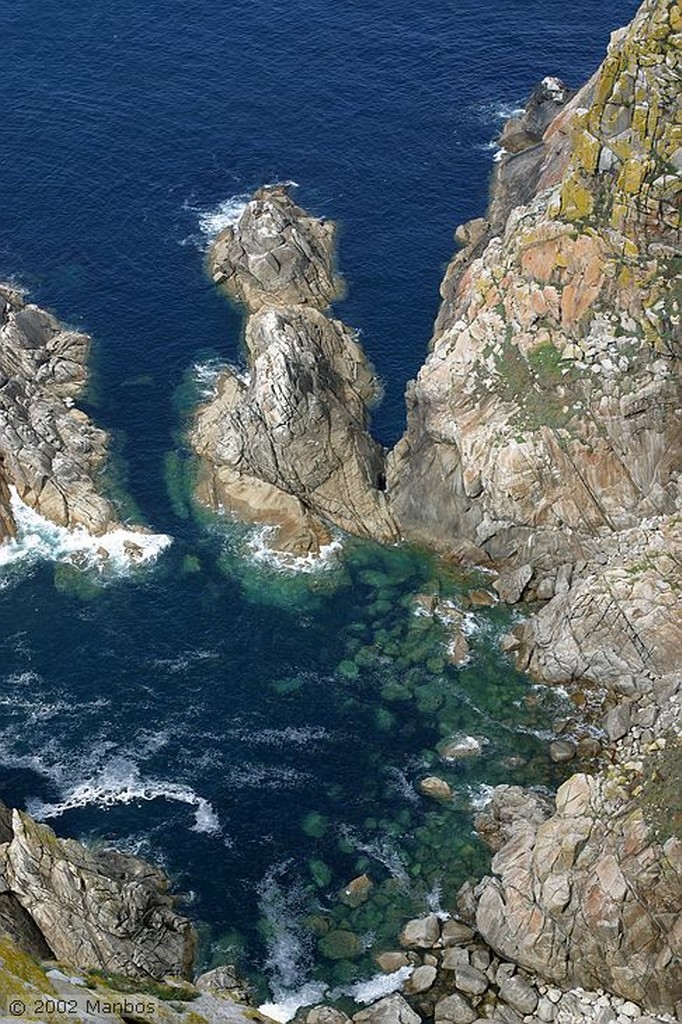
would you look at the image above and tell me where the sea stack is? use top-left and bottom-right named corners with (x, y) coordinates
top-left (191, 185), bottom-right (399, 556)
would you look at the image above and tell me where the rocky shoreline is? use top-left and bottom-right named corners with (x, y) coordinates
top-left (0, 283), bottom-right (161, 561)
top-left (0, 0), bottom-right (678, 1020)
top-left (191, 185), bottom-right (398, 557)
top-left (188, 0), bottom-right (680, 1019)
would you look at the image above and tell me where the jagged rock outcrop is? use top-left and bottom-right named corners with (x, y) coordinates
top-left (387, 0), bottom-right (680, 576)
top-left (0, 458), bottom-right (14, 541)
top-left (509, 519), bottom-right (682, 690)
top-left (192, 185), bottom-right (398, 556)
top-left (0, 804), bottom-right (195, 980)
top-left (0, 284), bottom-right (123, 535)
top-left (0, 933), bottom-right (259, 1024)
top-left (474, 773), bottom-right (682, 1015)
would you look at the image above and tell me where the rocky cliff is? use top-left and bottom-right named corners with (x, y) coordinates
top-left (387, 0), bottom-right (680, 578)
top-left (191, 185), bottom-right (399, 556)
top-left (0, 801), bottom-right (262, 1024)
top-left (0, 801), bottom-right (195, 980)
top-left (378, 0), bottom-right (682, 1015)
top-left (0, 284), bottom-right (127, 537)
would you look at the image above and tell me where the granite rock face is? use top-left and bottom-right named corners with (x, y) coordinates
top-left (0, 804), bottom-right (195, 980)
top-left (387, 0), bottom-right (680, 574)
top-left (475, 773), bottom-right (682, 1014)
top-left (377, 2), bottom-right (681, 1018)
top-left (192, 185), bottom-right (398, 555)
top-left (0, 458), bottom-right (14, 541)
top-left (209, 187), bottom-right (339, 311)
top-left (0, 285), bottom-right (121, 536)
top-left (512, 520), bottom-right (682, 688)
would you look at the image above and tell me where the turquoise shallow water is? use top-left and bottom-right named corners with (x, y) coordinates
top-left (0, 0), bottom-right (637, 1008)
top-left (0, 517), bottom-right (572, 1005)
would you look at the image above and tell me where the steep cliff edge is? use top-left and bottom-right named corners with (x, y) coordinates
top-left (0, 801), bottom-right (260, 1024)
top-left (387, 0), bottom-right (680, 580)
top-left (191, 186), bottom-right (398, 556)
top-left (0, 802), bottom-right (195, 980)
top-left (378, 0), bottom-right (682, 1014)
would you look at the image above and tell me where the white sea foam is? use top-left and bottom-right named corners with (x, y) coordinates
top-left (152, 648), bottom-right (220, 674)
top-left (426, 882), bottom-right (450, 921)
top-left (473, 99), bottom-right (525, 123)
top-left (385, 766), bottom-right (420, 805)
top-left (228, 763), bottom-right (312, 789)
top-left (467, 782), bottom-right (496, 811)
top-left (0, 692), bottom-right (109, 724)
top-left (0, 489), bottom-right (171, 574)
top-left (257, 861), bottom-right (320, 1021)
top-left (261, 964), bottom-right (417, 1021)
top-left (27, 757), bottom-right (221, 836)
top-left (247, 525), bottom-right (343, 575)
top-left (341, 827), bottom-right (409, 883)
top-left (190, 358), bottom-right (231, 399)
top-left (183, 181), bottom-right (300, 250)
top-left (181, 194), bottom-right (251, 249)
top-left (341, 966), bottom-right (413, 1005)
top-left (260, 981), bottom-right (329, 1024)
top-left (225, 725), bottom-right (331, 747)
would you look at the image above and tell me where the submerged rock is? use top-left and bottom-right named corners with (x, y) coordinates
top-left (192, 186), bottom-right (398, 556)
top-left (548, 739), bottom-right (577, 764)
top-left (419, 776), bottom-right (453, 802)
top-left (318, 928), bottom-right (362, 960)
top-left (438, 735), bottom-right (482, 762)
top-left (339, 873), bottom-right (374, 907)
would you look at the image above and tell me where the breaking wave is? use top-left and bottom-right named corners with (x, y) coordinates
top-left (27, 757), bottom-right (222, 837)
top-left (0, 489), bottom-right (171, 575)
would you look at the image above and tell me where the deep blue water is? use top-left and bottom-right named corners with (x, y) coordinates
top-left (0, 0), bottom-right (637, 1009)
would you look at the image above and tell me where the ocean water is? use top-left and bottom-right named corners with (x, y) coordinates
top-left (0, 0), bottom-right (637, 1010)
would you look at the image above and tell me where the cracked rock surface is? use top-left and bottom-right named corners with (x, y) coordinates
top-left (192, 185), bottom-right (398, 555)
top-left (0, 284), bottom-right (122, 536)
top-left (0, 803), bottom-right (195, 980)
top-left (387, 0), bottom-right (680, 572)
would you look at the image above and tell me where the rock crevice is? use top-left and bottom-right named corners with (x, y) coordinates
top-left (192, 185), bottom-right (398, 554)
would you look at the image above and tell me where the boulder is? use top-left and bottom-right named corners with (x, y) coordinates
top-left (498, 975), bottom-right (538, 1015)
top-left (453, 963), bottom-right (489, 996)
top-left (418, 777), bottom-right (453, 801)
top-left (441, 947), bottom-right (470, 971)
top-left (493, 566), bottom-right (533, 605)
top-left (339, 874), bottom-right (373, 907)
top-left (404, 964), bottom-right (437, 994)
top-left (440, 920), bottom-right (475, 946)
top-left (399, 914), bottom-right (441, 949)
top-left (308, 1008), bottom-right (352, 1024)
top-left (375, 951), bottom-right (411, 973)
top-left (353, 993), bottom-right (421, 1024)
top-left (603, 705), bottom-right (631, 742)
top-left (434, 993), bottom-right (477, 1024)
top-left (549, 739), bottom-right (577, 764)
